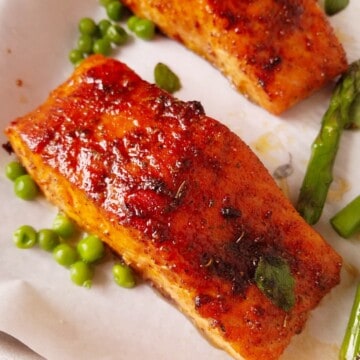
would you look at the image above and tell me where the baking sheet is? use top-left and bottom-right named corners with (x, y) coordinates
top-left (0, 1), bottom-right (359, 359)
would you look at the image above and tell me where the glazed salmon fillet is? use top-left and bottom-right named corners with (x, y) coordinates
top-left (121, 0), bottom-right (348, 114)
top-left (5, 55), bottom-right (341, 360)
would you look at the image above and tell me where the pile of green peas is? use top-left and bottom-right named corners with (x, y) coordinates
top-left (101, 0), bottom-right (156, 40)
top-left (13, 212), bottom-right (101, 288)
top-left (12, 212), bottom-right (136, 289)
top-left (69, 0), bottom-right (156, 66)
top-left (6, 160), bottom-right (135, 289)
top-left (68, 1), bottom-right (181, 94)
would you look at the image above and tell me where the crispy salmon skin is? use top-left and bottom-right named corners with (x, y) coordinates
top-left (121, 0), bottom-right (347, 114)
top-left (5, 55), bottom-right (341, 360)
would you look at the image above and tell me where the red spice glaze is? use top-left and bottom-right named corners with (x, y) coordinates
top-left (22, 58), bottom-right (289, 296)
top-left (9, 56), bottom-right (342, 359)
top-left (206, 0), bottom-right (314, 91)
top-left (121, 0), bottom-right (347, 114)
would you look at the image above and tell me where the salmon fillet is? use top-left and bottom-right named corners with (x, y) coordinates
top-left (121, 0), bottom-right (348, 114)
top-left (5, 55), bottom-right (341, 360)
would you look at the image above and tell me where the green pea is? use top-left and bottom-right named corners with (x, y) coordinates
top-left (53, 243), bottom-right (78, 267)
top-left (154, 63), bottom-right (181, 93)
top-left (77, 34), bottom-right (94, 54)
top-left (78, 17), bottom-right (98, 36)
top-left (105, 24), bottom-right (128, 45)
top-left (74, 59), bottom-right (84, 68)
top-left (52, 212), bottom-right (76, 239)
top-left (14, 174), bottom-right (39, 200)
top-left (127, 15), bottom-right (139, 32)
top-left (99, 0), bottom-right (116, 7)
top-left (70, 261), bottom-right (93, 288)
top-left (98, 19), bottom-right (112, 37)
top-left (93, 38), bottom-right (111, 56)
top-left (13, 225), bottom-right (37, 249)
top-left (133, 18), bottom-right (155, 40)
top-left (5, 161), bottom-right (27, 181)
top-left (113, 263), bottom-right (136, 288)
top-left (106, 1), bottom-right (124, 21)
top-left (68, 49), bottom-right (84, 65)
top-left (37, 228), bottom-right (60, 251)
top-left (77, 234), bottom-right (104, 263)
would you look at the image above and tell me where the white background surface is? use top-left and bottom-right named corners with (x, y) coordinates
top-left (0, 1), bottom-right (359, 359)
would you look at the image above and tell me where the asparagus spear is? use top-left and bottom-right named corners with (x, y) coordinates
top-left (347, 92), bottom-right (360, 129)
top-left (340, 283), bottom-right (360, 360)
top-left (297, 60), bottom-right (360, 225)
top-left (331, 195), bottom-right (360, 238)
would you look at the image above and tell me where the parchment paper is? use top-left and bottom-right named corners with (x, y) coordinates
top-left (0, 1), bottom-right (359, 359)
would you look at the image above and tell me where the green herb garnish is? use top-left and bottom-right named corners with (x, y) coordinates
top-left (255, 256), bottom-right (295, 312)
top-left (154, 63), bottom-right (181, 94)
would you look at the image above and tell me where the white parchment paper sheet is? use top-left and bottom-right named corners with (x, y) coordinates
top-left (0, 1), bottom-right (359, 359)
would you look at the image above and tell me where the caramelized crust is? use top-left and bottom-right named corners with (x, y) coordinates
top-left (5, 55), bottom-right (342, 359)
top-left (121, 0), bottom-right (347, 114)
